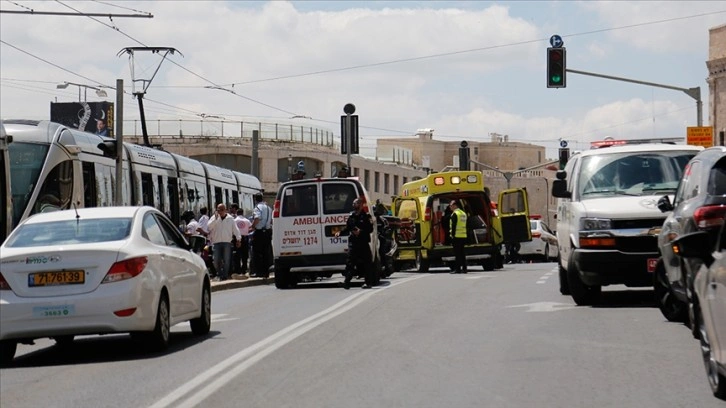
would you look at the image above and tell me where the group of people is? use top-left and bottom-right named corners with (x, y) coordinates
top-left (182, 193), bottom-right (273, 282)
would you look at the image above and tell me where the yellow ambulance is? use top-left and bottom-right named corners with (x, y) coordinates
top-left (392, 170), bottom-right (531, 272)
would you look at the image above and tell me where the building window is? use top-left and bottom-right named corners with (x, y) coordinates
top-left (403, 177), bottom-right (408, 185)
top-left (538, 151), bottom-right (541, 162)
top-left (374, 171), bottom-right (380, 193)
top-left (353, 167), bottom-right (359, 177)
top-left (393, 175), bottom-right (399, 195)
top-left (384, 173), bottom-right (390, 194)
top-left (364, 169), bottom-right (370, 190)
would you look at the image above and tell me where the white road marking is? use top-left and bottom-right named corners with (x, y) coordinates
top-left (174, 314), bottom-right (237, 328)
top-left (149, 274), bottom-right (429, 408)
top-left (507, 301), bottom-right (576, 312)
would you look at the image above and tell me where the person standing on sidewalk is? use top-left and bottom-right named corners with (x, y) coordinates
top-left (449, 200), bottom-right (468, 274)
top-left (335, 197), bottom-right (374, 289)
top-left (234, 207), bottom-right (252, 275)
top-left (250, 193), bottom-right (273, 278)
top-left (207, 203), bottom-right (241, 281)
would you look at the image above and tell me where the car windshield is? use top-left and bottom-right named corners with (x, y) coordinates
top-left (4, 218), bottom-right (132, 248)
top-left (577, 150), bottom-right (695, 199)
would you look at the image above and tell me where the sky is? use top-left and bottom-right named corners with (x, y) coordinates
top-left (1, 1), bottom-right (724, 160)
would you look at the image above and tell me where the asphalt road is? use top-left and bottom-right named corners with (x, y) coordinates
top-left (1, 263), bottom-right (721, 408)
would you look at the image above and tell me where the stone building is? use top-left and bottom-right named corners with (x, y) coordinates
top-left (708, 24), bottom-right (726, 145)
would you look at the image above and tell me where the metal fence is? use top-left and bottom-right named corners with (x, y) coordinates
top-left (122, 118), bottom-right (336, 147)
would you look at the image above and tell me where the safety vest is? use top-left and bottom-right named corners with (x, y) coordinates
top-left (452, 208), bottom-right (468, 239)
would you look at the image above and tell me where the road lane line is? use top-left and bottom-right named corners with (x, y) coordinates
top-left (149, 274), bottom-right (429, 408)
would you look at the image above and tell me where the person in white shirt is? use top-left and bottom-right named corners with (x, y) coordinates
top-left (197, 207), bottom-right (210, 236)
top-left (234, 208), bottom-right (252, 275)
top-left (251, 193), bottom-right (273, 278)
top-left (207, 203), bottom-right (241, 281)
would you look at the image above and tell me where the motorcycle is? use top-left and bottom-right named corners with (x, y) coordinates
top-left (377, 214), bottom-right (399, 278)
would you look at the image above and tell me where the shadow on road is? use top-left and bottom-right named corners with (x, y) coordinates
top-left (4, 330), bottom-right (222, 368)
top-left (592, 289), bottom-right (656, 308)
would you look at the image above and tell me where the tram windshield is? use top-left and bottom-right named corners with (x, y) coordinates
top-left (8, 142), bottom-right (49, 227)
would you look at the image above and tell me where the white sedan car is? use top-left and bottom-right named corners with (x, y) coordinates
top-left (0, 206), bottom-right (211, 364)
top-left (519, 216), bottom-right (558, 261)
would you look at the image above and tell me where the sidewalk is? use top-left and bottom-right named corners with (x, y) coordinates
top-left (210, 273), bottom-right (275, 293)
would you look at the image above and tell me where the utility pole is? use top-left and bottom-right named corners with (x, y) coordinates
top-left (115, 79), bottom-right (123, 205)
top-left (567, 68), bottom-right (702, 126)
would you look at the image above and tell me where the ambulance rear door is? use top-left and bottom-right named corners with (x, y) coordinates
top-left (275, 182), bottom-right (324, 257)
top-left (498, 188), bottom-right (532, 243)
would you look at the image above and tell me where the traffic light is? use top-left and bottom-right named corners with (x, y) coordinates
top-left (97, 140), bottom-right (118, 159)
top-left (458, 140), bottom-right (470, 170)
top-left (547, 47), bottom-right (566, 88)
top-left (558, 148), bottom-right (570, 170)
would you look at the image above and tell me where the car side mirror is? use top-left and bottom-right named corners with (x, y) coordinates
top-left (551, 179), bottom-right (571, 198)
top-left (656, 195), bottom-right (673, 213)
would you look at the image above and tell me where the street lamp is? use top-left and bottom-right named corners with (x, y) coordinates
top-left (56, 82), bottom-right (108, 101)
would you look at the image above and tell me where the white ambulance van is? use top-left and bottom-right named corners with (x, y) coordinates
top-left (552, 139), bottom-right (702, 306)
top-left (272, 176), bottom-right (379, 289)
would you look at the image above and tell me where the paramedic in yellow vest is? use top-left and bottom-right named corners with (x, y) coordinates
top-left (449, 200), bottom-right (468, 274)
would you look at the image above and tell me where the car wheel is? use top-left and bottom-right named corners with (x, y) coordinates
top-left (567, 253), bottom-right (601, 306)
top-left (275, 265), bottom-right (292, 289)
top-left (190, 282), bottom-right (211, 335)
top-left (415, 251), bottom-right (430, 273)
top-left (653, 260), bottom-right (687, 322)
top-left (558, 259), bottom-right (570, 295)
top-left (53, 335), bottom-right (75, 348)
top-left (0, 340), bottom-right (17, 365)
top-left (146, 293), bottom-right (170, 351)
top-left (697, 301), bottom-right (726, 400)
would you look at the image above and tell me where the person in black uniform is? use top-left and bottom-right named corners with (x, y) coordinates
top-left (335, 197), bottom-right (374, 289)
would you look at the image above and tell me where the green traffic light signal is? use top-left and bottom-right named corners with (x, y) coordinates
top-left (547, 47), bottom-right (566, 88)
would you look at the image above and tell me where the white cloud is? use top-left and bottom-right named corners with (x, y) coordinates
top-left (0, 0), bottom-right (717, 162)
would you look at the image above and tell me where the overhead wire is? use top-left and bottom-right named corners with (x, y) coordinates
top-left (2, 4), bottom-right (720, 143)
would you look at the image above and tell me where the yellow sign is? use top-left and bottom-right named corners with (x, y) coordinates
top-left (687, 126), bottom-right (713, 147)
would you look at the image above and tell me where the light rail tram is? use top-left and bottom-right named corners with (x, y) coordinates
top-left (1, 120), bottom-right (262, 243)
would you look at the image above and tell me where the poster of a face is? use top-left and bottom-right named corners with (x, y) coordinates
top-left (50, 101), bottom-right (114, 137)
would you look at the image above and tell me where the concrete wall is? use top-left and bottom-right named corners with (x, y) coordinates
top-left (708, 24), bottom-right (726, 145)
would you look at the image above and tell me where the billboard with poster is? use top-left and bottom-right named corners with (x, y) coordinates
top-left (50, 101), bottom-right (114, 137)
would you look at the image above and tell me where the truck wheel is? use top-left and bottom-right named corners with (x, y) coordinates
top-left (653, 259), bottom-right (687, 322)
top-left (558, 259), bottom-right (570, 295)
top-left (275, 265), bottom-right (292, 289)
top-left (0, 340), bottom-right (17, 365)
top-left (415, 251), bottom-right (430, 273)
top-left (482, 258), bottom-right (495, 271)
top-left (567, 254), bottom-right (601, 306)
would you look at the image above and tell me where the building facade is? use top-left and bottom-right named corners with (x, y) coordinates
top-left (708, 24), bottom-right (726, 145)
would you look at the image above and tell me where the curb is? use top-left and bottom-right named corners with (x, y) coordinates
top-left (210, 276), bottom-right (274, 293)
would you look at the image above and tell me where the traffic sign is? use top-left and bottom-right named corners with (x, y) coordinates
top-left (559, 140), bottom-right (568, 148)
top-left (549, 35), bottom-right (564, 48)
top-left (687, 126), bottom-right (713, 148)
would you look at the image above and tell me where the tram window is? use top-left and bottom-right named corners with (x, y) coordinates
top-left (213, 186), bottom-right (223, 206)
top-left (141, 173), bottom-right (154, 206)
top-left (157, 175), bottom-right (165, 212)
top-left (34, 160), bottom-right (73, 215)
top-left (8, 142), bottom-right (49, 226)
top-left (82, 162), bottom-right (97, 207)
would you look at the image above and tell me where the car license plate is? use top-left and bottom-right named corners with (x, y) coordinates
top-left (32, 304), bottom-right (76, 318)
top-left (647, 258), bottom-right (658, 273)
top-left (28, 271), bottom-right (85, 287)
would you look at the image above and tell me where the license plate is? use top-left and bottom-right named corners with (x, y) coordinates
top-left (29, 271), bottom-right (85, 287)
top-left (647, 258), bottom-right (658, 273)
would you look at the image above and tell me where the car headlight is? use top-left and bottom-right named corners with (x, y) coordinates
top-left (580, 218), bottom-right (612, 231)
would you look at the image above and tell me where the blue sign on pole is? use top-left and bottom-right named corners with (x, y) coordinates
top-left (549, 34), bottom-right (564, 48)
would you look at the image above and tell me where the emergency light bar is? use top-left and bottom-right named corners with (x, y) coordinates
top-left (590, 137), bottom-right (684, 149)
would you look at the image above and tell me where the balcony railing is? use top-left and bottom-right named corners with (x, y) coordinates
top-left (121, 118), bottom-right (335, 147)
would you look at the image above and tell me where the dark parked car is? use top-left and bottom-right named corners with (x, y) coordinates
top-left (671, 217), bottom-right (726, 401)
top-left (655, 146), bottom-right (726, 324)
